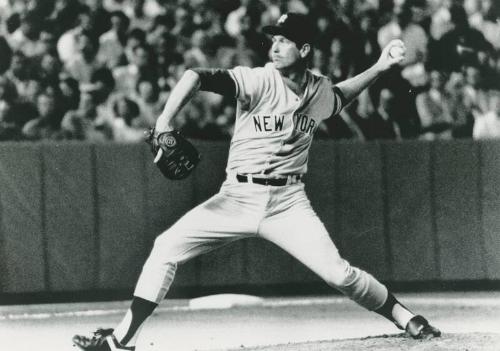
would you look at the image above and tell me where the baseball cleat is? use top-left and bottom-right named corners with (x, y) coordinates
top-left (405, 315), bottom-right (441, 339)
top-left (72, 328), bottom-right (135, 351)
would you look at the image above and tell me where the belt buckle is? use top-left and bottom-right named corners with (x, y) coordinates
top-left (263, 178), bottom-right (270, 186)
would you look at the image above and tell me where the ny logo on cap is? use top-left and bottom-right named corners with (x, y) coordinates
top-left (277, 14), bottom-right (288, 24)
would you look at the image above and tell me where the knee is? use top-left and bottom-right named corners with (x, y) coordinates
top-left (322, 258), bottom-right (357, 288)
top-left (145, 230), bottom-right (179, 265)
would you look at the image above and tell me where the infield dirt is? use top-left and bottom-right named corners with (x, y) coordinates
top-left (225, 333), bottom-right (500, 351)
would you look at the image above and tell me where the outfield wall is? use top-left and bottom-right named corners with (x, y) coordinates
top-left (0, 140), bottom-right (499, 296)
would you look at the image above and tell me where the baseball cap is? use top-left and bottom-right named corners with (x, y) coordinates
top-left (262, 13), bottom-right (316, 46)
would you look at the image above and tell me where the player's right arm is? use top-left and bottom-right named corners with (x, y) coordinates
top-left (155, 69), bottom-right (237, 133)
top-left (155, 70), bottom-right (201, 133)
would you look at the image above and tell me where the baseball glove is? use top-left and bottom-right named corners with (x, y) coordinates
top-left (145, 128), bottom-right (200, 180)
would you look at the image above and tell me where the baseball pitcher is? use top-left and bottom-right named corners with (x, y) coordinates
top-left (73, 13), bottom-right (440, 351)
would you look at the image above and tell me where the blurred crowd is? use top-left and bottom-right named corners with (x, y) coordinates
top-left (0, 0), bottom-right (499, 142)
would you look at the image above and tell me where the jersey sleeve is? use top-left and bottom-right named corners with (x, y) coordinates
top-left (228, 66), bottom-right (267, 108)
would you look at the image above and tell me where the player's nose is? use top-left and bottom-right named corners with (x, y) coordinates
top-left (271, 41), bottom-right (280, 53)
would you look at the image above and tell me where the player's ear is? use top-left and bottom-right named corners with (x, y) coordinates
top-left (299, 43), bottom-right (311, 59)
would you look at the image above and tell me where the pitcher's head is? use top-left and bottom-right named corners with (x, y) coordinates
top-left (263, 13), bottom-right (316, 70)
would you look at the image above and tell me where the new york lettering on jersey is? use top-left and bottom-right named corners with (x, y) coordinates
top-left (251, 113), bottom-right (316, 135)
top-left (252, 114), bottom-right (286, 132)
top-left (227, 63), bottom-right (343, 175)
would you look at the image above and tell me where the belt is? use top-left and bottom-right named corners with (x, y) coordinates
top-left (236, 174), bottom-right (302, 186)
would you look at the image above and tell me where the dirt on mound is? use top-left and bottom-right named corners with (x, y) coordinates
top-left (230, 333), bottom-right (500, 351)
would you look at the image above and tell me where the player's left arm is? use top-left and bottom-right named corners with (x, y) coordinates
top-left (335, 39), bottom-right (406, 106)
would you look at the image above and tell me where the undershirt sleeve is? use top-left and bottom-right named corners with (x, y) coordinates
top-left (191, 68), bottom-right (236, 97)
top-left (332, 86), bottom-right (347, 115)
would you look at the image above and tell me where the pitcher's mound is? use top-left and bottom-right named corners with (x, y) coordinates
top-left (233, 333), bottom-right (500, 350)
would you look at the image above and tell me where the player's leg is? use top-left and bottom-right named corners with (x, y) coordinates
top-left (258, 185), bottom-right (440, 339)
top-left (73, 185), bottom-right (262, 350)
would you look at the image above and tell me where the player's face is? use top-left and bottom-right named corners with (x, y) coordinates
top-left (270, 35), bottom-right (301, 70)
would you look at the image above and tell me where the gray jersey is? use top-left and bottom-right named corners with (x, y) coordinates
top-left (227, 63), bottom-right (343, 176)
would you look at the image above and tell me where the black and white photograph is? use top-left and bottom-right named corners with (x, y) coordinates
top-left (0, 0), bottom-right (499, 350)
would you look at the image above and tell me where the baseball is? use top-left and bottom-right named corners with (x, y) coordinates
top-left (389, 45), bottom-right (405, 59)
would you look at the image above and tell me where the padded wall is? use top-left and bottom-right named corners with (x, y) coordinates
top-left (335, 142), bottom-right (389, 280)
top-left (0, 144), bottom-right (45, 293)
top-left (43, 143), bottom-right (97, 291)
top-left (95, 144), bottom-right (147, 289)
top-left (384, 141), bottom-right (439, 281)
top-left (1, 139), bottom-right (499, 298)
top-left (480, 141), bottom-right (500, 279)
top-left (433, 141), bottom-right (486, 280)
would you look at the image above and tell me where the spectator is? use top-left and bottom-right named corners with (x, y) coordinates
top-left (327, 36), bottom-right (353, 83)
top-left (22, 76), bottom-right (45, 104)
top-left (153, 31), bottom-right (178, 84)
top-left (61, 90), bottom-right (112, 141)
top-left (365, 88), bottom-right (402, 140)
top-left (473, 89), bottom-right (500, 139)
top-left (0, 76), bottom-right (23, 140)
top-left (225, 0), bottom-right (262, 38)
top-left (0, 101), bottom-right (22, 140)
top-left (352, 8), bottom-right (381, 74)
top-left (174, 93), bottom-right (213, 139)
top-left (259, 0), bottom-right (281, 27)
top-left (315, 8), bottom-right (353, 57)
top-left (109, 94), bottom-right (144, 142)
top-left (85, 0), bottom-right (112, 38)
top-left (430, 4), bottom-right (493, 72)
top-left (133, 77), bottom-right (164, 128)
top-left (46, 0), bottom-right (84, 37)
top-left (64, 30), bottom-right (103, 85)
top-left (5, 50), bottom-right (33, 91)
top-left (333, 102), bottom-right (366, 140)
top-left (4, 50), bottom-right (39, 124)
top-left (58, 74), bottom-right (81, 111)
top-left (37, 27), bottom-right (59, 58)
top-left (57, 6), bottom-right (98, 64)
top-left (416, 70), bottom-right (454, 140)
top-left (113, 42), bottom-right (156, 95)
top-left (183, 29), bottom-right (210, 68)
top-left (469, 0), bottom-right (500, 51)
top-left (445, 71), bottom-right (475, 138)
top-left (162, 52), bottom-right (187, 95)
top-left (147, 13), bottom-right (175, 48)
top-left (0, 34), bottom-right (12, 74)
top-left (347, 89), bottom-right (402, 140)
top-left (170, 5), bottom-right (194, 45)
top-left (38, 51), bottom-right (64, 85)
top-left (0, 76), bottom-right (18, 111)
top-left (192, 0), bottom-right (220, 32)
top-left (378, 4), bottom-right (428, 86)
top-left (311, 48), bottom-right (329, 76)
top-left (123, 27), bottom-right (146, 64)
top-left (22, 88), bottom-right (65, 140)
top-left (7, 10), bottom-right (44, 57)
top-left (88, 66), bottom-right (116, 107)
top-left (462, 64), bottom-right (490, 119)
top-left (233, 6), bottom-right (271, 67)
top-left (97, 10), bottom-right (130, 68)
top-left (212, 104), bottom-right (235, 139)
top-left (128, 0), bottom-right (158, 30)
top-left (352, 9), bottom-right (382, 117)
top-left (0, 0), bottom-right (497, 143)
top-left (429, 0), bottom-right (454, 41)
top-left (378, 4), bottom-right (428, 65)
